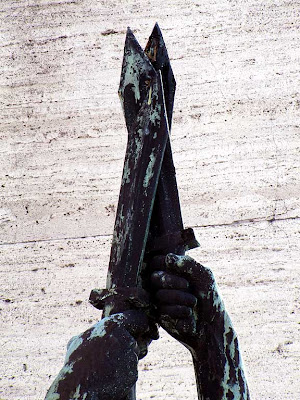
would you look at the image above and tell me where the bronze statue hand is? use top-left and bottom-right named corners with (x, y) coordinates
top-left (150, 253), bottom-right (222, 352)
top-left (45, 310), bottom-right (151, 400)
top-left (150, 254), bottom-right (251, 400)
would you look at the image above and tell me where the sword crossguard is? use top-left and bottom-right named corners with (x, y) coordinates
top-left (89, 287), bottom-right (150, 317)
top-left (146, 227), bottom-right (200, 255)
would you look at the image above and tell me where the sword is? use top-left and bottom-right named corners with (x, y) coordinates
top-left (90, 27), bottom-right (170, 317)
top-left (90, 24), bottom-right (199, 399)
top-left (144, 23), bottom-right (199, 258)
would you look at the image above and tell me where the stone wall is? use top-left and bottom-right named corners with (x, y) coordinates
top-left (1, 1), bottom-right (299, 399)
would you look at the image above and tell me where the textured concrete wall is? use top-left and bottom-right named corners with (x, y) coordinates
top-left (1, 1), bottom-right (299, 399)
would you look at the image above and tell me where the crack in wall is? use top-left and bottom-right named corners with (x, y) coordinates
top-left (191, 214), bottom-right (300, 230)
top-left (0, 214), bottom-right (298, 247)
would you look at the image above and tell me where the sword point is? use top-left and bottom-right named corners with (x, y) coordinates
top-left (119, 28), bottom-right (157, 131)
top-left (153, 22), bottom-right (162, 37)
top-left (124, 27), bottom-right (142, 52)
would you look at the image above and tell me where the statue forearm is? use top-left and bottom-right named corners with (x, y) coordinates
top-left (192, 310), bottom-right (250, 400)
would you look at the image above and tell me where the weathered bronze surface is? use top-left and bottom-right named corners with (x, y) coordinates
top-left (145, 23), bottom-right (199, 257)
top-left (90, 24), bottom-right (199, 400)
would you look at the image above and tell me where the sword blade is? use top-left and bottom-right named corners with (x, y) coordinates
top-left (107, 28), bottom-right (170, 289)
top-left (145, 24), bottom-right (199, 255)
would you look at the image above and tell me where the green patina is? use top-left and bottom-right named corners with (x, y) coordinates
top-left (149, 89), bottom-right (161, 127)
top-left (143, 151), bottom-right (156, 188)
top-left (122, 158), bottom-right (131, 184)
top-left (45, 362), bottom-right (75, 400)
top-left (121, 51), bottom-right (141, 103)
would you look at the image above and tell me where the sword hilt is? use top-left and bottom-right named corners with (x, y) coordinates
top-left (89, 287), bottom-right (150, 317)
top-left (89, 286), bottom-right (159, 362)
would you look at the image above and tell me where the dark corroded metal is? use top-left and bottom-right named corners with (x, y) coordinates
top-left (89, 24), bottom-right (200, 400)
top-left (144, 23), bottom-right (176, 128)
top-left (90, 24), bottom-right (199, 315)
top-left (108, 28), bottom-right (169, 291)
top-left (92, 28), bottom-right (170, 319)
top-left (90, 27), bottom-right (170, 400)
top-left (144, 23), bottom-right (199, 256)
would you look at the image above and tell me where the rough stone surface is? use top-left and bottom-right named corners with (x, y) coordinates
top-left (0, 1), bottom-right (299, 399)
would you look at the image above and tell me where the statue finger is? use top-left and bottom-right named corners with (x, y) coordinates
top-left (150, 271), bottom-right (189, 290)
top-left (155, 289), bottom-right (197, 307)
top-left (158, 304), bottom-right (193, 319)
